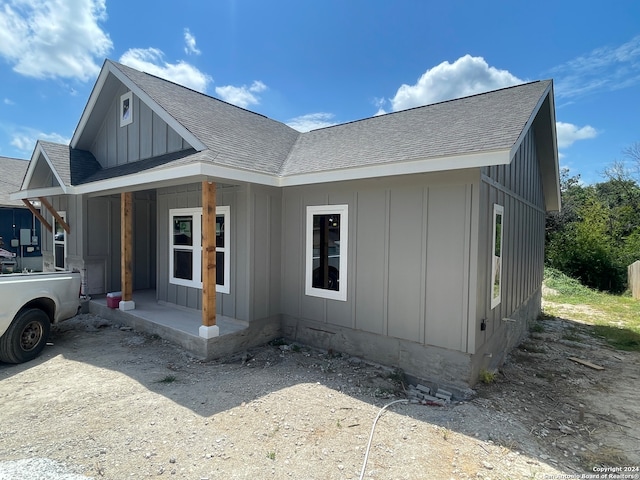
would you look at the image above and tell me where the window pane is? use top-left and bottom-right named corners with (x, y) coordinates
top-left (54, 244), bottom-right (64, 269)
top-left (173, 250), bottom-right (193, 280)
top-left (216, 251), bottom-right (224, 286)
top-left (173, 217), bottom-right (193, 246)
top-left (216, 215), bottom-right (225, 248)
top-left (494, 213), bottom-right (502, 257)
top-left (54, 221), bottom-right (65, 242)
top-left (312, 214), bottom-right (340, 290)
top-left (491, 206), bottom-right (504, 307)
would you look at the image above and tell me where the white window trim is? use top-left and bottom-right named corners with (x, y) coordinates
top-left (169, 206), bottom-right (230, 294)
top-left (53, 211), bottom-right (66, 271)
top-left (490, 204), bottom-right (504, 309)
top-left (120, 91), bottom-right (133, 127)
top-left (305, 204), bottom-right (348, 301)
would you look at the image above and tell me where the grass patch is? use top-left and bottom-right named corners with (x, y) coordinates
top-left (543, 268), bottom-right (640, 352)
top-left (156, 375), bottom-right (177, 384)
top-left (479, 369), bottom-right (495, 384)
top-left (269, 337), bottom-right (287, 347)
top-left (530, 322), bottom-right (545, 333)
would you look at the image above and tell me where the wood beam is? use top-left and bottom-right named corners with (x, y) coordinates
top-left (22, 199), bottom-right (52, 232)
top-left (121, 192), bottom-right (133, 302)
top-left (202, 181), bottom-right (217, 327)
top-left (38, 197), bottom-right (70, 234)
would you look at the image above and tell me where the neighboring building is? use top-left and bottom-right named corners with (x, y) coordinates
top-left (12, 60), bottom-right (560, 387)
top-left (0, 156), bottom-right (42, 272)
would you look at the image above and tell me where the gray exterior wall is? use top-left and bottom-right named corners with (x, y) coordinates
top-left (280, 170), bottom-right (479, 353)
top-left (90, 86), bottom-right (190, 168)
top-left (41, 194), bottom-right (84, 273)
top-left (81, 192), bottom-right (156, 295)
top-left (156, 183), bottom-right (282, 322)
top-left (41, 192), bottom-right (156, 295)
top-left (473, 128), bottom-right (546, 370)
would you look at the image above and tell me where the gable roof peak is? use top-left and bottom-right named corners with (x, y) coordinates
top-left (107, 59), bottom-right (273, 120)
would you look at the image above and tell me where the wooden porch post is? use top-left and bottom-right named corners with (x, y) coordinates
top-left (120, 191), bottom-right (135, 311)
top-left (200, 180), bottom-right (219, 338)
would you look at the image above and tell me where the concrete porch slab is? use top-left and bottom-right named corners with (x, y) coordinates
top-left (89, 290), bottom-right (281, 360)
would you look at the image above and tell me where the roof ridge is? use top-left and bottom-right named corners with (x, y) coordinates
top-left (305, 79), bottom-right (550, 133)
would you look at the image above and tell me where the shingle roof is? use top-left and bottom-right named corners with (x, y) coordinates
top-left (281, 80), bottom-right (552, 176)
top-left (0, 156), bottom-right (29, 206)
top-left (110, 61), bottom-right (301, 176)
top-left (39, 141), bottom-right (102, 186)
top-left (110, 60), bottom-right (550, 178)
top-left (27, 60), bottom-right (554, 202)
top-left (77, 148), bottom-right (210, 184)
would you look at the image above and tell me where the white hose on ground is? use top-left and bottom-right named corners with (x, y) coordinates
top-left (359, 399), bottom-right (409, 480)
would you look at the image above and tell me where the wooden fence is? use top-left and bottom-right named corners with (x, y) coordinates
top-left (628, 260), bottom-right (640, 300)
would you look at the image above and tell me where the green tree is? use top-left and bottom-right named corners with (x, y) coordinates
top-left (546, 153), bottom-right (640, 293)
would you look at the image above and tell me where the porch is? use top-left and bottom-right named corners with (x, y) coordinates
top-left (89, 290), bottom-right (281, 360)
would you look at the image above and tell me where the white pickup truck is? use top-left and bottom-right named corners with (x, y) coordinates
top-left (0, 271), bottom-right (82, 364)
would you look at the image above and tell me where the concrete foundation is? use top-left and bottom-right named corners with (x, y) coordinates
top-left (470, 287), bottom-right (542, 383)
top-left (281, 314), bottom-right (473, 391)
top-left (88, 287), bottom-right (541, 391)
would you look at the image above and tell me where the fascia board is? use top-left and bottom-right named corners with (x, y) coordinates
top-left (106, 63), bottom-right (207, 152)
top-left (70, 63), bottom-right (110, 148)
top-left (546, 84), bottom-right (561, 211)
top-left (278, 150), bottom-right (511, 187)
top-left (65, 149), bottom-right (511, 195)
top-left (71, 61), bottom-right (207, 152)
top-left (20, 142), bottom-right (67, 194)
top-left (40, 149), bottom-right (68, 192)
top-left (21, 143), bottom-right (44, 190)
top-left (10, 186), bottom-right (65, 200)
top-left (71, 162), bottom-right (280, 196)
top-left (508, 82), bottom-right (553, 160)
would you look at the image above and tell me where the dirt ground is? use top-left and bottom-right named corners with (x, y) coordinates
top-left (0, 303), bottom-right (639, 479)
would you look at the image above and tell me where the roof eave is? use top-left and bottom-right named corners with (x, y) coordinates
top-left (19, 141), bottom-right (69, 194)
top-left (507, 81), bottom-right (560, 212)
top-left (279, 149), bottom-right (511, 187)
top-left (10, 186), bottom-right (66, 201)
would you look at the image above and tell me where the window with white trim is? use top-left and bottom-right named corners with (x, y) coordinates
top-left (490, 204), bottom-right (504, 309)
top-left (169, 206), bottom-right (230, 293)
top-left (53, 211), bottom-right (66, 271)
top-left (305, 205), bottom-right (348, 301)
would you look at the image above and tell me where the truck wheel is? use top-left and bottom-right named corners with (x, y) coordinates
top-left (0, 309), bottom-right (51, 364)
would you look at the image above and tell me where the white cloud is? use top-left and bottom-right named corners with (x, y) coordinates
top-left (11, 130), bottom-right (70, 152)
top-left (552, 35), bottom-right (640, 98)
top-left (286, 113), bottom-right (337, 132)
top-left (555, 122), bottom-right (598, 149)
top-left (388, 55), bottom-right (524, 112)
top-left (215, 81), bottom-right (267, 108)
top-left (4, 98), bottom-right (15, 105)
top-left (119, 48), bottom-right (212, 93)
top-left (184, 28), bottom-right (201, 55)
top-left (0, 0), bottom-right (112, 81)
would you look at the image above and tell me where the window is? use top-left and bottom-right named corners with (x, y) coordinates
top-left (120, 91), bottom-right (133, 127)
top-left (490, 204), bottom-right (504, 309)
top-left (53, 211), bottom-right (66, 271)
top-left (305, 205), bottom-right (348, 301)
top-left (169, 206), bottom-right (230, 293)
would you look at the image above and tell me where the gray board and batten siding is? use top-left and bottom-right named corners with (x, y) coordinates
top-left (89, 85), bottom-right (191, 169)
top-left (473, 127), bottom-right (546, 374)
top-left (280, 170), bottom-right (478, 356)
top-left (156, 182), bottom-right (283, 323)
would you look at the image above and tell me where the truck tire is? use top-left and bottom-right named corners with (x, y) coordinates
top-left (0, 309), bottom-right (51, 364)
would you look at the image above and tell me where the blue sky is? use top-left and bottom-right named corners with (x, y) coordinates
top-left (0, 0), bottom-right (638, 185)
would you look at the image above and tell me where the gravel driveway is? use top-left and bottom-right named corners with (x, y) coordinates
top-left (1, 313), bottom-right (638, 479)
